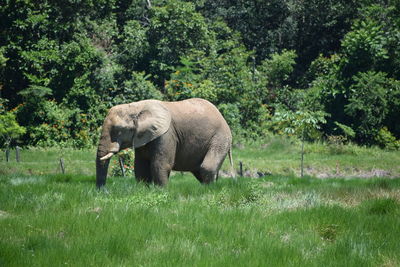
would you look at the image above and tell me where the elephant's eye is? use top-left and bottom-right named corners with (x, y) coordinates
top-left (112, 126), bottom-right (126, 136)
top-left (111, 127), bottom-right (121, 136)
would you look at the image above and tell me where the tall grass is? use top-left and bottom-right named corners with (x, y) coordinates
top-left (1, 137), bottom-right (399, 178)
top-left (1, 173), bottom-right (400, 266)
top-left (229, 137), bottom-right (400, 178)
top-left (1, 140), bottom-right (399, 266)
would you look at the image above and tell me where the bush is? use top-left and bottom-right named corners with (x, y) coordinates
top-left (111, 72), bottom-right (162, 105)
top-left (17, 99), bottom-right (98, 148)
top-left (345, 71), bottom-right (389, 144)
top-left (259, 49), bottom-right (297, 91)
top-left (217, 103), bottom-right (242, 136)
top-left (375, 127), bottom-right (400, 150)
top-left (0, 103), bottom-right (26, 148)
top-left (110, 149), bottom-right (135, 177)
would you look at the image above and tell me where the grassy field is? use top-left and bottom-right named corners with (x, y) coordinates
top-left (1, 137), bottom-right (399, 178)
top-left (1, 138), bottom-right (400, 266)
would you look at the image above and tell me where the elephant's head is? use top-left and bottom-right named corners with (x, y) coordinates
top-left (96, 100), bottom-right (171, 188)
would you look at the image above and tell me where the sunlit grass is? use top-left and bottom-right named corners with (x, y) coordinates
top-left (1, 136), bottom-right (399, 178)
top-left (1, 140), bottom-right (399, 266)
top-left (1, 172), bottom-right (400, 266)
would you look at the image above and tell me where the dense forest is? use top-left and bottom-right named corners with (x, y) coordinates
top-left (0, 0), bottom-right (399, 149)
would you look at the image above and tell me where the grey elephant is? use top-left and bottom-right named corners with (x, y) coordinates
top-left (96, 98), bottom-right (234, 188)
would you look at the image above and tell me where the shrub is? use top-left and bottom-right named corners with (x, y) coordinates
top-left (375, 127), bottom-right (400, 150)
top-left (259, 49), bottom-right (297, 91)
top-left (217, 103), bottom-right (242, 136)
top-left (345, 71), bottom-right (389, 144)
top-left (0, 101), bottom-right (26, 148)
top-left (165, 77), bottom-right (218, 103)
top-left (17, 99), bottom-right (98, 148)
top-left (341, 19), bottom-right (388, 76)
top-left (110, 149), bottom-right (135, 177)
top-left (117, 72), bottom-right (162, 104)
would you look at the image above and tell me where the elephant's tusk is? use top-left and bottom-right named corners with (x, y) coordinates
top-left (100, 152), bottom-right (114, 161)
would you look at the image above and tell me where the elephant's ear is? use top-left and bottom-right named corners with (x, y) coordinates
top-left (132, 100), bottom-right (171, 148)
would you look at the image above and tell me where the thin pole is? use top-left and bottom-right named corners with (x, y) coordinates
top-left (119, 157), bottom-right (126, 177)
top-left (16, 146), bottom-right (21, 162)
top-left (301, 129), bottom-right (305, 178)
top-left (6, 149), bottom-right (10, 162)
top-left (60, 158), bottom-right (65, 174)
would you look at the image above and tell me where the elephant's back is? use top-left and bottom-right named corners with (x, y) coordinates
top-left (163, 98), bottom-right (231, 171)
top-left (164, 98), bottom-right (230, 135)
top-left (165, 98), bottom-right (218, 113)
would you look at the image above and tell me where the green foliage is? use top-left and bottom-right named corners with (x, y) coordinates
top-left (333, 121), bottom-right (356, 140)
top-left (15, 99), bottom-right (98, 148)
top-left (385, 78), bottom-right (400, 139)
top-left (375, 127), bottom-right (400, 151)
top-left (305, 8), bottom-right (400, 145)
top-left (147, 0), bottom-right (213, 83)
top-left (0, 101), bottom-right (26, 148)
top-left (109, 72), bottom-right (162, 105)
top-left (2, 165), bottom-right (400, 266)
top-left (18, 85), bottom-right (53, 99)
top-left (166, 78), bottom-right (218, 103)
top-left (361, 198), bottom-right (399, 215)
top-left (0, 0), bottom-right (400, 147)
top-left (117, 20), bottom-right (149, 68)
top-left (345, 71), bottom-right (390, 143)
top-left (326, 122), bottom-right (356, 153)
top-left (341, 19), bottom-right (388, 76)
top-left (217, 103), bottom-right (242, 136)
top-left (271, 108), bottom-right (328, 141)
top-left (259, 49), bottom-right (297, 90)
top-left (110, 149), bottom-right (135, 177)
top-left (164, 56), bottom-right (219, 103)
top-left (0, 47), bottom-right (7, 68)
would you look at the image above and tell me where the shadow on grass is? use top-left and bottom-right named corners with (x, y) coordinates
top-left (46, 174), bottom-right (95, 184)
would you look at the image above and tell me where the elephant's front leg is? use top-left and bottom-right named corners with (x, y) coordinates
top-left (150, 160), bottom-right (171, 186)
top-left (148, 130), bottom-right (176, 186)
top-left (134, 157), bottom-right (152, 184)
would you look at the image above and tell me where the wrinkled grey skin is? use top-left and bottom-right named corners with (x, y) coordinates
top-left (96, 98), bottom-right (234, 188)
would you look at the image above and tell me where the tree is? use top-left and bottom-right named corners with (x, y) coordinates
top-left (0, 99), bottom-right (26, 148)
top-left (345, 71), bottom-right (390, 144)
top-left (146, 0), bottom-right (213, 84)
top-left (272, 108), bottom-right (328, 177)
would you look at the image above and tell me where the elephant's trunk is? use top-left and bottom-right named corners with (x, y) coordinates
top-left (96, 151), bottom-right (110, 188)
top-left (95, 124), bottom-right (119, 188)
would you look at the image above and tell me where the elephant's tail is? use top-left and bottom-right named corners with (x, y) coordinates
top-left (228, 147), bottom-right (236, 179)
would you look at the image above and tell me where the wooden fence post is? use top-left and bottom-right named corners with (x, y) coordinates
top-left (239, 161), bottom-right (243, 177)
top-left (60, 158), bottom-right (65, 174)
top-left (6, 149), bottom-right (10, 162)
top-left (16, 146), bottom-right (21, 162)
top-left (119, 157), bottom-right (126, 177)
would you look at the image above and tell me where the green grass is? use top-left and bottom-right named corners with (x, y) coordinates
top-left (228, 138), bottom-right (400, 178)
top-left (1, 139), bottom-right (400, 266)
top-left (0, 147), bottom-right (96, 176)
top-left (1, 174), bottom-right (400, 266)
top-left (1, 137), bottom-right (399, 178)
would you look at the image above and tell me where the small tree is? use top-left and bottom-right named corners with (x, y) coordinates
top-left (273, 109), bottom-right (328, 177)
top-left (0, 101), bottom-right (26, 148)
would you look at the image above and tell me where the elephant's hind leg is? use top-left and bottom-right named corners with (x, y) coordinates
top-left (196, 147), bottom-right (229, 184)
top-left (192, 170), bottom-right (205, 183)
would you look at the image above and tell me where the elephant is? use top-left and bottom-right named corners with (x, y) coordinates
top-left (96, 98), bottom-right (234, 188)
